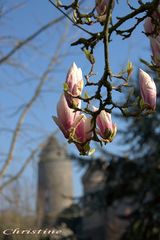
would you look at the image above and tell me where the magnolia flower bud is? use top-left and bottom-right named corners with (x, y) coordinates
top-left (96, 110), bottom-right (117, 142)
top-left (144, 7), bottom-right (160, 36)
top-left (75, 115), bottom-right (93, 143)
top-left (96, 0), bottom-right (114, 16)
top-left (139, 69), bottom-right (157, 111)
top-left (150, 37), bottom-right (160, 66)
top-left (74, 115), bottom-right (93, 154)
top-left (53, 94), bottom-right (79, 138)
top-left (144, 17), bottom-right (153, 34)
top-left (65, 62), bottom-right (83, 107)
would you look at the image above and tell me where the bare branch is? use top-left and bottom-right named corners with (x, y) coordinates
top-left (0, 34), bottom-right (66, 179)
top-left (0, 1), bottom-right (26, 19)
top-left (0, 147), bottom-right (39, 192)
top-left (48, 0), bottom-right (94, 36)
top-left (0, 12), bottom-right (68, 65)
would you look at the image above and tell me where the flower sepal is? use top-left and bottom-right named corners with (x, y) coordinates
top-left (76, 142), bottom-right (95, 156)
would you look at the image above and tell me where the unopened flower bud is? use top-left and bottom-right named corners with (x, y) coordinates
top-left (96, 109), bottom-right (117, 142)
top-left (65, 62), bottom-right (83, 107)
top-left (96, 0), bottom-right (114, 16)
top-left (144, 17), bottom-right (154, 34)
top-left (150, 36), bottom-right (160, 66)
top-left (74, 115), bottom-right (93, 154)
top-left (53, 94), bottom-right (79, 138)
top-left (144, 6), bottom-right (160, 36)
top-left (139, 69), bottom-right (157, 111)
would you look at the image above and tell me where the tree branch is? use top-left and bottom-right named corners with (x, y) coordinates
top-left (0, 35), bottom-right (66, 179)
top-left (0, 147), bottom-right (39, 192)
top-left (0, 13), bottom-right (67, 65)
top-left (48, 0), bottom-right (94, 36)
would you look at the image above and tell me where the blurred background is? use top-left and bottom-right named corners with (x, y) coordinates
top-left (0, 0), bottom-right (159, 240)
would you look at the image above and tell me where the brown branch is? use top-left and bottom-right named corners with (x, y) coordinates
top-left (109, 0), bottom-right (159, 38)
top-left (103, 0), bottom-right (114, 76)
top-left (48, 0), bottom-right (94, 36)
top-left (94, 0), bottom-right (114, 109)
top-left (71, 0), bottom-right (159, 48)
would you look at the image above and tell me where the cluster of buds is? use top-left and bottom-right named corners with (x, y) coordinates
top-left (139, 69), bottom-right (157, 111)
top-left (53, 63), bottom-right (117, 155)
top-left (144, 4), bottom-right (160, 67)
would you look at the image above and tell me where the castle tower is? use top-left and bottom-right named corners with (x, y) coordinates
top-left (37, 136), bottom-right (73, 227)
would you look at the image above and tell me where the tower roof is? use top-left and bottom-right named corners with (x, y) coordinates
top-left (39, 135), bottom-right (68, 162)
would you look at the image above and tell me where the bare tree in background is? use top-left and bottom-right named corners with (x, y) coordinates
top-left (0, 1), bottom-right (71, 205)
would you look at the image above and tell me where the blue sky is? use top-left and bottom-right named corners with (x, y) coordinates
top-left (0, 0), bottom-right (152, 209)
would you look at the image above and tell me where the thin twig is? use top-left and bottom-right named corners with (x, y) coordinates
top-left (0, 13), bottom-right (67, 64)
top-left (0, 34), bottom-right (66, 179)
top-left (0, 147), bottom-right (39, 191)
top-left (48, 0), bottom-right (94, 36)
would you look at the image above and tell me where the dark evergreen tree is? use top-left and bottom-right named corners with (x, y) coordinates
top-left (105, 71), bottom-right (160, 240)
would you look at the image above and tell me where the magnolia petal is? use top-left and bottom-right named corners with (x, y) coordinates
top-left (96, 0), bottom-right (114, 16)
top-left (139, 69), bottom-right (157, 110)
top-left (57, 94), bottom-right (75, 127)
top-left (96, 110), bottom-right (112, 136)
top-left (53, 116), bottom-right (68, 138)
top-left (65, 62), bottom-right (84, 107)
top-left (75, 115), bottom-right (93, 143)
top-left (144, 17), bottom-right (153, 34)
top-left (150, 37), bottom-right (160, 66)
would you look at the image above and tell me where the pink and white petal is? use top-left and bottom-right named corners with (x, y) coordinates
top-left (75, 117), bottom-right (85, 143)
top-left (84, 118), bottom-right (93, 141)
top-left (57, 94), bottom-right (75, 128)
top-left (53, 116), bottom-right (68, 138)
top-left (97, 113), bottom-right (106, 134)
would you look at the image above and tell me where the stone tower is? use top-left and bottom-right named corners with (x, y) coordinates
top-left (37, 136), bottom-right (73, 227)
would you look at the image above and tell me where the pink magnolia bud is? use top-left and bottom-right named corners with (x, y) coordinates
top-left (65, 62), bottom-right (83, 107)
top-left (139, 69), bottom-right (157, 111)
top-left (75, 115), bottom-right (93, 143)
top-left (150, 36), bottom-right (160, 66)
top-left (144, 17), bottom-right (154, 34)
top-left (96, 110), bottom-right (117, 142)
top-left (74, 115), bottom-right (93, 154)
top-left (96, 0), bottom-right (114, 16)
top-left (53, 94), bottom-right (79, 138)
top-left (144, 6), bottom-right (160, 35)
